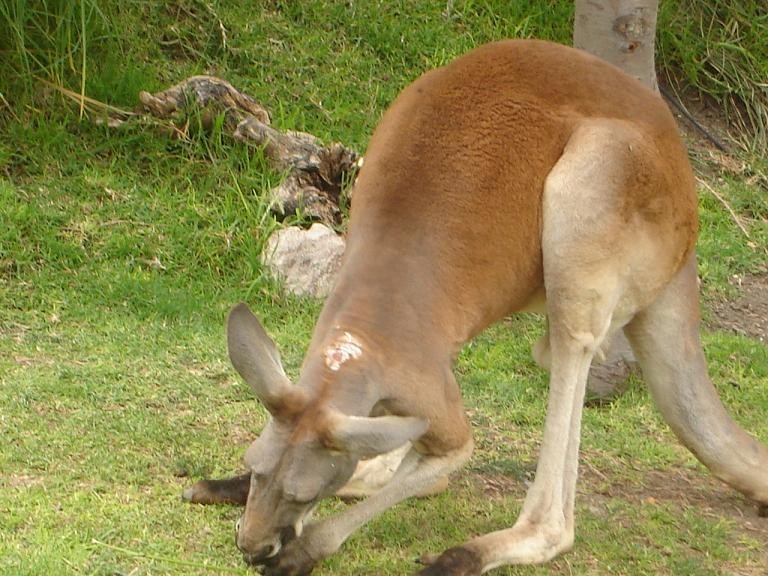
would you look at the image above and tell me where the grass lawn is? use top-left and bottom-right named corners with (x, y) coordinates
top-left (1, 2), bottom-right (767, 575)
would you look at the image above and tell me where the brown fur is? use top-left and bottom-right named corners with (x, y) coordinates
top-left (186, 40), bottom-right (767, 575)
top-left (316, 39), bottom-right (696, 453)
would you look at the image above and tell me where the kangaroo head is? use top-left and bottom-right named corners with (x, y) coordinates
top-left (226, 303), bottom-right (428, 565)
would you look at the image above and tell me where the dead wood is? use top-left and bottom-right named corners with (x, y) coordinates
top-left (234, 118), bottom-right (359, 224)
top-left (139, 75), bottom-right (271, 127)
top-left (135, 75), bottom-right (359, 226)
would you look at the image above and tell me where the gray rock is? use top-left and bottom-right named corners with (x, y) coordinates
top-left (262, 224), bottom-right (345, 298)
top-left (586, 331), bottom-right (638, 405)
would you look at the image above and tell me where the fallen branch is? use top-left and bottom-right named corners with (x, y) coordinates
top-left (138, 75), bottom-right (270, 127)
top-left (234, 117), bottom-right (359, 225)
top-left (134, 75), bottom-right (359, 226)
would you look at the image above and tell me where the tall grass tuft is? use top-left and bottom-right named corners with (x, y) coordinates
top-left (659, 0), bottom-right (768, 154)
top-left (1, 0), bottom-right (766, 156)
top-left (0, 0), bottom-right (109, 113)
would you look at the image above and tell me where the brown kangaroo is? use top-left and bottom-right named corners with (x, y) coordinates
top-left (183, 39), bottom-right (768, 575)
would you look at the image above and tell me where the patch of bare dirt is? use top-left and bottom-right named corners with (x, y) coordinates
top-left (663, 84), bottom-right (768, 345)
top-left (4, 474), bottom-right (44, 489)
top-left (466, 471), bottom-right (527, 501)
top-left (469, 462), bottom-right (767, 532)
top-left (708, 274), bottom-right (768, 344)
top-left (579, 464), bottom-right (768, 574)
top-left (464, 459), bottom-right (768, 566)
top-left (581, 465), bottom-right (766, 526)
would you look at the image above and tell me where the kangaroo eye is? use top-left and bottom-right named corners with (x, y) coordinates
top-left (282, 485), bottom-right (319, 504)
top-left (282, 470), bottom-right (322, 503)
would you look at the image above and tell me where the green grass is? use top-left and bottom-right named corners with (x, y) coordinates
top-left (658, 0), bottom-right (768, 153)
top-left (2, 2), bottom-right (767, 575)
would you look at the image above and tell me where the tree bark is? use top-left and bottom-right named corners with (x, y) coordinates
top-left (573, 0), bottom-right (661, 399)
top-left (574, 0), bottom-right (659, 92)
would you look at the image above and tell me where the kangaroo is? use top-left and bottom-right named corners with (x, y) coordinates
top-left (183, 40), bottom-right (768, 575)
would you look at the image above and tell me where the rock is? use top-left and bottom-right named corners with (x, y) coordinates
top-left (585, 331), bottom-right (638, 405)
top-left (262, 224), bottom-right (345, 298)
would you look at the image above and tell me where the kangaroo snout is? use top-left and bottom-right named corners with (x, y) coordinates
top-left (237, 519), bottom-right (298, 566)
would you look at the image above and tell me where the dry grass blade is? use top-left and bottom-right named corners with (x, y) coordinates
top-left (697, 177), bottom-right (752, 239)
top-left (79, 0), bottom-right (87, 119)
top-left (200, 1), bottom-right (228, 50)
top-left (90, 540), bottom-right (243, 573)
top-left (37, 77), bottom-right (137, 118)
top-left (0, 91), bottom-right (20, 123)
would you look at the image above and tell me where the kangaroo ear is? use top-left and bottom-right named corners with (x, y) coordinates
top-left (227, 303), bottom-right (304, 418)
top-left (324, 412), bottom-right (430, 458)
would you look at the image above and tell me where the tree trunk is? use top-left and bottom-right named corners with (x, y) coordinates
top-left (573, 0), bottom-right (659, 92)
top-left (573, 0), bottom-right (661, 400)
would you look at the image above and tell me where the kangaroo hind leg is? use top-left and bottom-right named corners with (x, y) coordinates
top-left (625, 253), bottom-right (768, 512)
top-left (418, 119), bottom-right (665, 575)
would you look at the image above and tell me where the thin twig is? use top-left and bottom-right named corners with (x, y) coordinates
top-left (98, 219), bottom-right (152, 227)
top-left (659, 84), bottom-right (727, 152)
top-left (697, 177), bottom-right (751, 239)
top-left (90, 539), bottom-right (242, 573)
top-left (0, 91), bottom-right (20, 123)
top-left (61, 557), bottom-right (84, 573)
top-left (580, 454), bottom-right (609, 482)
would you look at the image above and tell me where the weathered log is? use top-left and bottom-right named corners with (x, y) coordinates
top-left (234, 118), bottom-right (359, 225)
top-left (136, 75), bottom-right (359, 226)
top-left (139, 75), bottom-right (270, 127)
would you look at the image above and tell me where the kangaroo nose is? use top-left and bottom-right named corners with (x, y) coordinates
top-left (235, 515), bottom-right (283, 564)
top-left (240, 543), bottom-right (279, 565)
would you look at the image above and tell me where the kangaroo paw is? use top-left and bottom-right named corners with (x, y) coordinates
top-left (181, 473), bottom-right (250, 505)
top-left (414, 547), bottom-right (483, 576)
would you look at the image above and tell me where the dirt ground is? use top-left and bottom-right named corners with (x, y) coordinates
top-left (666, 82), bottom-right (767, 344)
top-left (581, 467), bottom-right (768, 576)
top-left (708, 274), bottom-right (768, 344)
top-left (467, 460), bottom-right (768, 575)
top-left (467, 273), bottom-right (768, 572)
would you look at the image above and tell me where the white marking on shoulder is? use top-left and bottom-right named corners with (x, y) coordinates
top-left (324, 332), bottom-right (363, 371)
